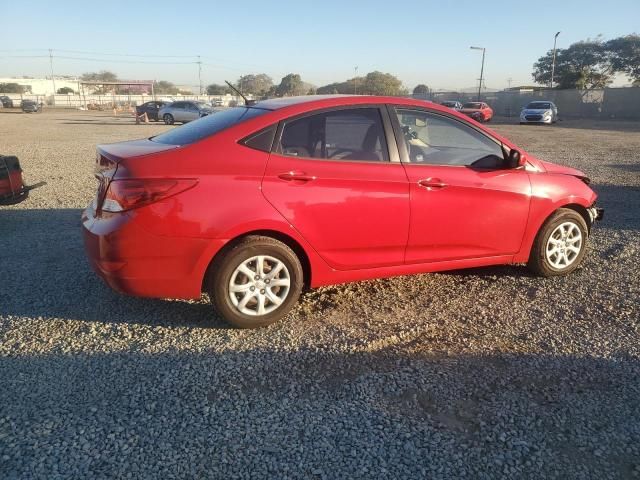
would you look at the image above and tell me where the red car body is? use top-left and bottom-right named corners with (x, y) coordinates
top-left (82, 95), bottom-right (597, 302)
top-left (460, 102), bottom-right (493, 122)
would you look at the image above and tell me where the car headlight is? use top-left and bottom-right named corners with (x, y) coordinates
top-left (543, 110), bottom-right (551, 117)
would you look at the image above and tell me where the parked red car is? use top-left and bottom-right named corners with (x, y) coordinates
top-left (460, 102), bottom-right (493, 122)
top-left (83, 95), bottom-right (602, 328)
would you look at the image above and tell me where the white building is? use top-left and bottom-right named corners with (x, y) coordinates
top-left (0, 77), bottom-right (80, 95)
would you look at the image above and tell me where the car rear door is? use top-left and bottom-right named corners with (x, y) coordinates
top-left (391, 106), bottom-right (530, 263)
top-left (262, 106), bottom-right (410, 271)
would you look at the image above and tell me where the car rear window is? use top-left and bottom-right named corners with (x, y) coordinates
top-left (151, 107), bottom-right (270, 145)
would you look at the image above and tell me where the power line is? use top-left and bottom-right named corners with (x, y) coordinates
top-left (55, 49), bottom-right (197, 59)
top-left (0, 47), bottom-right (270, 69)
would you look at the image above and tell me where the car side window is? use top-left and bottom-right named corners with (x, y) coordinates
top-left (172, 102), bottom-right (184, 109)
top-left (394, 108), bottom-right (504, 168)
top-left (279, 108), bottom-right (389, 162)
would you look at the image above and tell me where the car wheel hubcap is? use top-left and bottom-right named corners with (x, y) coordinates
top-left (546, 222), bottom-right (582, 269)
top-left (229, 255), bottom-right (290, 316)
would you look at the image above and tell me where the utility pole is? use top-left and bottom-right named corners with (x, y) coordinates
top-left (507, 77), bottom-right (513, 89)
top-left (354, 66), bottom-right (358, 94)
top-left (197, 55), bottom-right (203, 95)
top-left (470, 46), bottom-right (485, 101)
top-left (197, 55), bottom-right (202, 95)
top-left (49, 49), bottom-right (56, 105)
top-left (551, 31), bottom-right (561, 89)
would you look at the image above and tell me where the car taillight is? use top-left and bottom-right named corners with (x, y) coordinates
top-left (101, 178), bottom-right (197, 213)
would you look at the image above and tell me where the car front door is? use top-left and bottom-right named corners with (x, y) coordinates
top-left (170, 102), bottom-right (186, 122)
top-left (262, 106), bottom-right (410, 271)
top-left (185, 103), bottom-right (200, 121)
top-left (392, 106), bottom-right (531, 264)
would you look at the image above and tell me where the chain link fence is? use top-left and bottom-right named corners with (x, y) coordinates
top-left (421, 87), bottom-right (640, 120)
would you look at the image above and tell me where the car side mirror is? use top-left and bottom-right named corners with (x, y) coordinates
top-left (507, 149), bottom-right (525, 169)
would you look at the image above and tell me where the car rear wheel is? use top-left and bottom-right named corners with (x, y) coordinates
top-left (527, 208), bottom-right (589, 277)
top-left (208, 236), bottom-right (303, 328)
top-left (163, 114), bottom-right (174, 125)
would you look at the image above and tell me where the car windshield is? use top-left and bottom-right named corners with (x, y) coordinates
top-left (151, 107), bottom-right (270, 145)
top-left (527, 102), bottom-right (551, 109)
top-left (194, 102), bottom-right (209, 109)
top-left (442, 102), bottom-right (456, 107)
top-left (463, 103), bottom-right (482, 109)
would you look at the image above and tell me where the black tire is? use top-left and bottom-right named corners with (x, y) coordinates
top-left (527, 208), bottom-right (589, 277)
top-left (207, 236), bottom-right (304, 328)
top-left (163, 114), bottom-right (174, 125)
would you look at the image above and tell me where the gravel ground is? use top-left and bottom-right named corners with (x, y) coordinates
top-left (1, 110), bottom-right (639, 479)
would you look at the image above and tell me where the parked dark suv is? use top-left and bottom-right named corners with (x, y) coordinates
top-left (20, 100), bottom-right (40, 113)
top-left (0, 96), bottom-right (14, 108)
top-left (135, 101), bottom-right (170, 121)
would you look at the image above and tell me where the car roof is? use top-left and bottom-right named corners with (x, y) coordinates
top-left (251, 94), bottom-right (444, 113)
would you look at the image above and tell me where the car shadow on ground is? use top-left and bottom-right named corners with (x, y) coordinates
top-left (0, 347), bottom-right (638, 478)
top-left (0, 208), bottom-right (229, 329)
top-left (608, 163), bottom-right (640, 173)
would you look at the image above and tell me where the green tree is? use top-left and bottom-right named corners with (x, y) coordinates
top-left (237, 74), bottom-right (273, 96)
top-left (56, 86), bottom-right (74, 94)
top-left (532, 39), bottom-right (614, 89)
top-left (605, 34), bottom-right (640, 83)
top-left (0, 82), bottom-right (25, 93)
top-left (275, 73), bottom-right (306, 96)
top-left (317, 77), bottom-right (364, 94)
top-left (362, 71), bottom-right (406, 95)
top-left (154, 80), bottom-right (180, 95)
top-left (80, 70), bottom-right (118, 82)
top-left (413, 84), bottom-right (430, 96)
top-left (81, 70), bottom-right (119, 93)
top-left (206, 83), bottom-right (230, 95)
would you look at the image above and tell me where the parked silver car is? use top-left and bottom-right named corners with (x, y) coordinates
top-left (440, 100), bottom-right (463, 110)
top-left (158, 101), bottom-right (213, 125)
top-left (520, 101), bottom-right (558, 124)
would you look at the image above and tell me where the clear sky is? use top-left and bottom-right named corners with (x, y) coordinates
top-left (1, 0), bottom-right (638, 91)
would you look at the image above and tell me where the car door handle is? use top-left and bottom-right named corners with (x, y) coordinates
top-left (417, 178), bottom-right (447, 190)
top-left (277, 171), bottom-right (317, 182)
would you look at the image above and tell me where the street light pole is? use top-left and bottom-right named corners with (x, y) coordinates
top-left (550, 31), bottom-right (561, 89)
top-left (470, 46), bottom-right (485, 101)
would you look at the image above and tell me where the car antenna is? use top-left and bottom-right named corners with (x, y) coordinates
top-left (225, 81), bottom-right (257, 106)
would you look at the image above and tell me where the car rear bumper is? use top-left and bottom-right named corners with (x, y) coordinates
top-left (81, 204), bottom-right (223, 299)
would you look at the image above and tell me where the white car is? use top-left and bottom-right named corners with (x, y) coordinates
top-left (520, 101), bottom-right (558, 125)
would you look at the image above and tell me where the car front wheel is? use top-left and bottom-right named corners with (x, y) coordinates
top-left (163, 114), bottom-right (174, 125)
top-left (527, 208), bottom-right (589, 277)
top-left (208, 236), bottom-right (304, 328)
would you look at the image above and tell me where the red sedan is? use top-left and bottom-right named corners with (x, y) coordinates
top-left (82, 95), bottom-right (602, 328)
top-left (460, 101), bottom-right (493, 122)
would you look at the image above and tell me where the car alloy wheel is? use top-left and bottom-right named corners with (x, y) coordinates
top-left (228, 255), bottom-right (291, 316)
top-left (545, 221), bottom-right (582, 269)
top-left (163, 114), bottom-right (174, 125)
top-left (208, 235), bottom-right (303, 328)
top-left (528, 208), bottom-right (589, 277)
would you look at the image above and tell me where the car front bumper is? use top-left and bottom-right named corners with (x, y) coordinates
top-left (520, 115), bottom-right (553, 124)
top-left (588, 205), bottom-right (604, 223)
